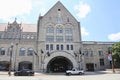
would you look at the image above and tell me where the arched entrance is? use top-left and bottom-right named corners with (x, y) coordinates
top-left (0, 61), bottom-right (9, 71)
top-left (18, 61), bottom-right (32, 70)
top-left (47, 56), bottom-right (73, 72)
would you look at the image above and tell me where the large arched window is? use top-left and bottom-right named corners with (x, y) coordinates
top-left (65, 36), bottom-right (73, 42)
top-left (27, 48), bottom-right (33, 56)
top-left (46, 35), bottom-right (54, 42)
top-left (0, 47), bottom-right (5, 56)
top-left (19, 48), bottom-right (25, 56)
top-left (65, 28), bottom-right (72, 35)
top-left (46, 27), bottom-right (54, 33)
top-left (56, 27), bottom-right (63, 34)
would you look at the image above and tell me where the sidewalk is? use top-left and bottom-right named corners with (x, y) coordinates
top-left (0, 71), bottom-right (12, 75)
top-left (0, 71), bottom-right (46, 76)
top-left (0, 69), bottom-right (119, 76)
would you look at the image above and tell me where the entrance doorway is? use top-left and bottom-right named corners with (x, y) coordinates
top-left (86, 63), bottom-right (94, 71)
top-left (47, 56), bottom-right (73, 72)
top-left (18, 61), bottom-right (32, 70)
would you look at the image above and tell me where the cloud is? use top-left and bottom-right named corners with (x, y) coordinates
top-left (33, 0), bottom-right (44, 6)
top-left (0, 0), bottom-right (32, 21)
top-left (74, 2), bottom-right (91, 19)
top-left (108, 32), bottom-right (120, 41)
top-left (81, 27), bottom-right (89, 36)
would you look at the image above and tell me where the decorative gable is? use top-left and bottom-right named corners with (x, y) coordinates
top-left (42, 1), bottom-right (78, 24)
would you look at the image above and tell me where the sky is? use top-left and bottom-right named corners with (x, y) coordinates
top-left (0, 0), bottom-right (120, 42)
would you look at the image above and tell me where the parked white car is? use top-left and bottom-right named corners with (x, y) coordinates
top-left (66, 68), bottom-right (84, 76)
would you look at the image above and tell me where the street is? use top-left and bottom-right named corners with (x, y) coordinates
top-left (0, 71), bottom-right (120, 80)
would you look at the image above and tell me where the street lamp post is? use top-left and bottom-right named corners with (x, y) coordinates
top-left (14, 43), bottom-right (18, 71)
top-left (8, 43), bottom-right (13, 76)
top-left (78, 49), bottom-right (84, 70)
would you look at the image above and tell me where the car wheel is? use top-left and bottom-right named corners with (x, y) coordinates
top-left (68, 73), bottom-right (71, 76)
top-left (79, 72), bottom-right (82, 75)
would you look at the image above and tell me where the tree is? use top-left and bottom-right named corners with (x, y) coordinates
top-left (112, 42), bottom-right (120, 68)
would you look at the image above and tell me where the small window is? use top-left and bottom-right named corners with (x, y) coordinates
top-left (56, 44), bottom-right (59, 50)
top-left (22, 34), bottom-right (26, 39)
top-left (27, 35), bottom-right (30, 39)
top-left (46, 44), bottom-right (49, 50)
top-left (31, 35), bottom-right (34, 39)
top-left (50, 44), bottom-right (53, 50)
top-left (100, 59), bottom-right (104, 66)
top-left (71, 45), bottom-right (73, 50)
top-left (58, 9), bottom-right (61, 11)
top-left (0, 48), bottom-right (5, 56)
top-left (66, 45), bottom-right (69, 50)
top-left (27, 48), bottom-right (33, 56)
top-left (98, 50), bottom-right (103, 56)
top-left (61, 45), bottom-right (64, 50)
top-left (19, 48), bottom-right (25, 56)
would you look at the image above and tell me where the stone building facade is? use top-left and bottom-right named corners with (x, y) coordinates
top-left (0, 1), bottom-right (114, 72)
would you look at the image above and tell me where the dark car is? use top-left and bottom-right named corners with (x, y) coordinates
top-left (14, 69), bottom-right (34, 76)
top-left (0, 66), bottom-right (8, 71)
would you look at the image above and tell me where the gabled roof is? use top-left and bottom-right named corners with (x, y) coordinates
top-left (43, 1), bottom-right (78, 22)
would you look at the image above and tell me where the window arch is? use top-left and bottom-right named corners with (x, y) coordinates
top-left (27, 48), bottom-right (33, 56)
top-left (19, 48), bottom-right (25, 56)
top-left (0, 47), bottom-right (5, 56)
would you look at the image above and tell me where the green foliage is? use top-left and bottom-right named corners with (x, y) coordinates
top-left (112, 42), bottom-right (120, 56)
top-left (112, 42), bottom-right (120, 68)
